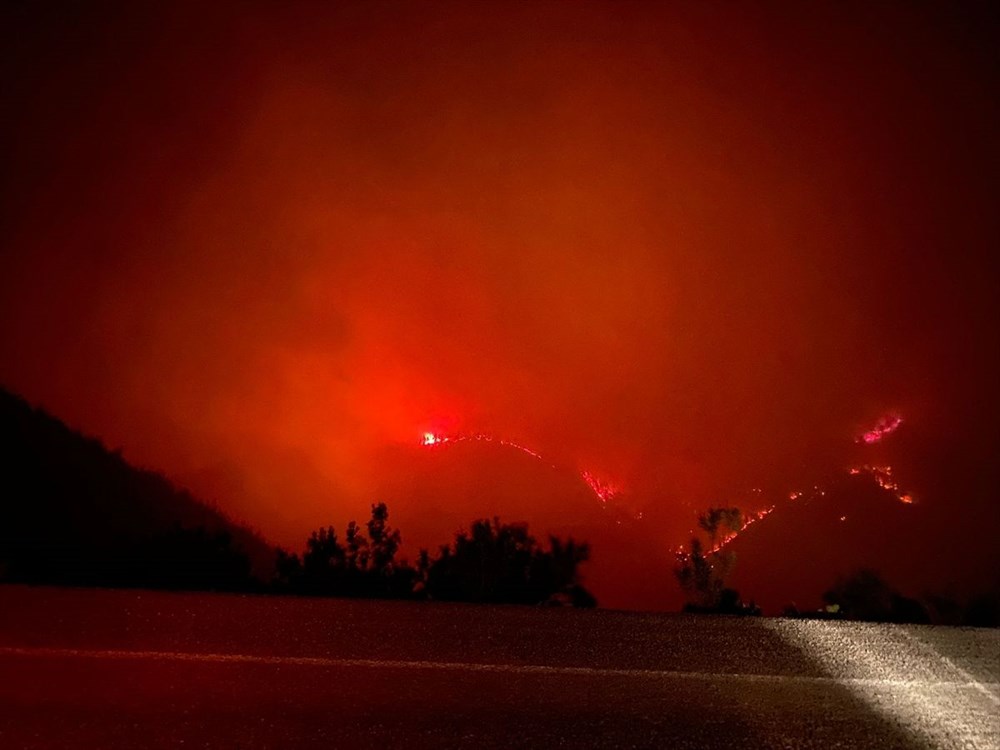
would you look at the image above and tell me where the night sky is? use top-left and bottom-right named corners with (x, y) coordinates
top-left (2, 2), bottom-right (997, 608)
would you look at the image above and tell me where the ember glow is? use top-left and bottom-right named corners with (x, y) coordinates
top-left (858, 414), bottom-right (903, 445)
top-left (849, 465), bottom-right (915, 505)
top-left (580, 471), bottom-right (621, 505)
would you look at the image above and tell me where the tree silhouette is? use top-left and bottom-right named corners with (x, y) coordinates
top-left (344, 520), bottom-right (369, 570)
top-left (275, 503), bottom-right (416, 599)
top-left (424, 518), bottom-right (595, 606)
top-left (675, 506), bottom-right (752, 613)
top-left (697, 507), bottom-right (743, 548)
top-left (367, 503), bottom-right (401, 573)
top-left (301, 526), bottom-right (345, 594)
top-left (274, 547), bottom-right (303, 589)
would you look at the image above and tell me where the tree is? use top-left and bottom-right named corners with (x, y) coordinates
top-left (344, 520), bottom-right (369, 571)
top-left (697, 507), bottom-right (743, 548)
top-left (301, 525), bottom-right (345, 593)
top-left (675, 506), bottom-right (747, 612)
top-left (275, 504), bottom-right (416, 599)
top-left (425, 518), bottom-right (595, 606)
top-left (274, 547), bottom-right (303, 589)
top-left (366, 503), bottom-right (401, 576)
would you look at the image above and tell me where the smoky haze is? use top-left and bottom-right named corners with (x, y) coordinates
top-left (2, 2), bottom-right (997, 606)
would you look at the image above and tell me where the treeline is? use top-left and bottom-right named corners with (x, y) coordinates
top-left (274, 503), bottom-right (596, 607)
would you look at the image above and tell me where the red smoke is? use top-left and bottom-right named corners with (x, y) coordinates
top-left (1, 2), bottom-right (997, 607)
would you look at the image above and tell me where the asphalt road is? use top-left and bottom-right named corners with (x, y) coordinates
top-left (0, 587), bottom-right (997, 749)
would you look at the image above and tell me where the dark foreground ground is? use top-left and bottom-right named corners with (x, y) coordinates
top-left (0, 586), bottom-right (997, 749)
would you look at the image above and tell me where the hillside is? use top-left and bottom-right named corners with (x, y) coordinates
top-left (726, 473), bottom-right (936, 614)
top-left (0, 387), bottom-right (274, 589)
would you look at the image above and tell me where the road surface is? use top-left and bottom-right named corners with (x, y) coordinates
top-left (1, 586), bottom-right (997, 748)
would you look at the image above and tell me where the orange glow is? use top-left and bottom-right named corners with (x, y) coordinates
top-left (1, 3), bottom-right (996, 610)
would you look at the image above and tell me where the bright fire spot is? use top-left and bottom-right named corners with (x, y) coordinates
top-left (789, 491), bottom-right (802, 500)
top-left (422, 432), bottom-right (445, 446)
top-left (858, 414), bottom-right (903, 444)
top-left (581, 471), bottom-right (620, 504)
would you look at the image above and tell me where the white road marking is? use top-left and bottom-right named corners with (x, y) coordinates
top-left (894, 626), bottom-right (1000, 707)
top-left (766, 620), bottom-right (1000, 749)
top-left (0, 645), bottom-right (997, 691)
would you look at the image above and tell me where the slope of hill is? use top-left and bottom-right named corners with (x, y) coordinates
top-left (725, 474), bottom-right (936, 614)
top-left (0, 387), bottom-right (274, 589)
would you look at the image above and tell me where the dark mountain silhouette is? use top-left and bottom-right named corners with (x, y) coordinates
top-left (0, 387), bottom-right (273, 589)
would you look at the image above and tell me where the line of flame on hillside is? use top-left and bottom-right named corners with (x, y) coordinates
top-left (677, 412), bottom-right (915, 560)
top-left (421, 411), bottom-right (912, 562)
top-left (420, 431), bottom-right (622, 507)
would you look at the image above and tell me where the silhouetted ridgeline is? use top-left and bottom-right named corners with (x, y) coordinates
top-left (0, 388), bottom-right (596, 606)
top-left (0, 387), bottom-right (272, 590)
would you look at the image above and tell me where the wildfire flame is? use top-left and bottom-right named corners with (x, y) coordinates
top-left (420, 431), bottom-right (544, 460)
top-left (848, 464), bottom-right (915, 504)
top-left (423, 406), bottom-right (913, 555)
top-left (681, 409), bottom-right (914, 559)
top-left (419, 430), bottom-right (619, 505)
top-left (858, 414), bottom-right (903, 444)
top-left (708, 505), bottom-right (775, 555)
top-left (581, 471), bottom-right (620, 504)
